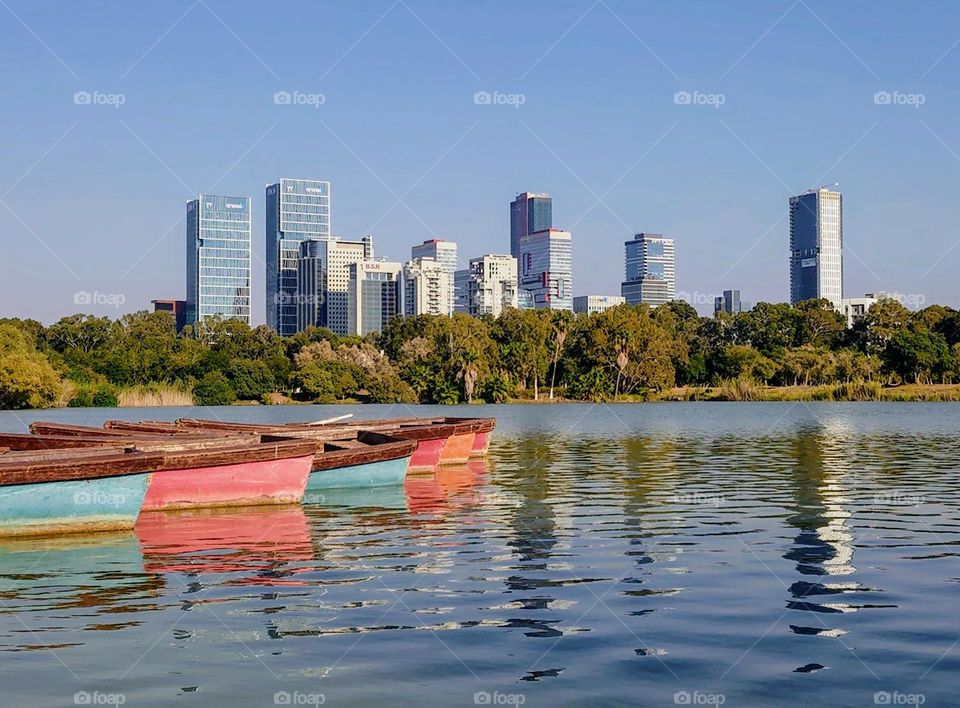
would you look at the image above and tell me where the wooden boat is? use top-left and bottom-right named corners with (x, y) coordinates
top-left (0, 448), bottom-right (163, 537)
top-left (111, 415), bottom-right (497, 469)
top-left (26, 423), bottom-right (417, 492)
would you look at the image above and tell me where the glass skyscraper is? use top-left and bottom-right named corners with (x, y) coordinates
top-left (789, 187), bottom-right (843, 308)
top-left (518, 228), bottom-right (573, 311)
top-left (185, 194), bottom-right (252, 326)
top-left (510, 192), bottom-right (552, 258)
top-left (266, 178), bottom-right (331, 335)
top-left (621, 233), bottom-right (675, 307)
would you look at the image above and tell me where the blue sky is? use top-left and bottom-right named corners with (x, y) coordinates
top-left (1, 0), bottom-right (959, 323)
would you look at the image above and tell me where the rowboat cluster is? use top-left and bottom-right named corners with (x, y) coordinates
top-left (0, 415), bottom-right (496, 538)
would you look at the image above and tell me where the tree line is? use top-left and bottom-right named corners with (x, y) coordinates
top-left (2, 297), bottom-right (960, 410)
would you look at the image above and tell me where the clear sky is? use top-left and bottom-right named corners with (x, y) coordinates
top-left (1, 0), bottom-right (958, 323)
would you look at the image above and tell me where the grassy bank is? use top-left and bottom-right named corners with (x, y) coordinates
top-left (652, 382), bottom-right (960, 402)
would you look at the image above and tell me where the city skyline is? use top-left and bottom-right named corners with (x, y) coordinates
top-left (3, 2), bottom-right (959, 323)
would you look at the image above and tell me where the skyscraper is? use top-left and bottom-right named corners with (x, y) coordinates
top-left (789, 187), bottom-right (843, 308)
top-left (295, 236), bottom-right (369, 335)
top-left (510, 192), bottom-right (552, 258)
top-left (348, 260), bottom-right (402, 335)
top-left (713, 289), bottom-right (742, 315)
top-left (185, 194), bottom-right (252, 326)
top-left (403, 257), bottom-right (453, 317)
top-left (519, 228), bottom-right (573, 311)
top-left (455, 254), bottom-right (520, 317)
top-left (620, 233), bottom-right (675, 307)
top-left (411, 239), bottom-right (457, 315)
top-left (266, 178), bottom-right (331, 335)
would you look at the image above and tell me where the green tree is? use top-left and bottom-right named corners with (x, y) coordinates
top-left (883, 330), bottom-right (951, 384)
top-left (192, 371), bottom-right (236, 406)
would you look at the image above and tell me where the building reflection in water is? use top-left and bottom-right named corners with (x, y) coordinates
top-left (784, 420), bottom-right (877, 632)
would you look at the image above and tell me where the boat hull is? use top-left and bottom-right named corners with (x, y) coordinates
top-left (0, 474), bottom-right (151, 537)
top-left (305, 456), bottom-right (409, 493)
top-left (438, 432), bottom-right (475, 465)
top-left (408, 437), bottom-right (445, 471)
top-left (141, 454), bottom-right (313, 511)
top-left (470, 431), bottom-right (491, 457)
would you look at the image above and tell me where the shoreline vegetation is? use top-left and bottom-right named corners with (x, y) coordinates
top-left (3, 297), bottom-right (960, 410)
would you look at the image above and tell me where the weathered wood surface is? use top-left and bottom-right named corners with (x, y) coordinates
top-left (0, 451), bottom-right (163, 486)
top-left (154, 439), bottom-right (318, 471)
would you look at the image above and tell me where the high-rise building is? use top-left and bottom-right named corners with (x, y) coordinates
top-left (713, 289), bottom-right (742, 315)
top-left (455, 254), bottom-right (520, 317)
top-left (518, 229), bottom-right (573, 311)
top-left (789, 187), bottom-right (843, 308)
top-left (621, 233), bottom-right (675, 307)
top-left (403, 257), bottom-right (453, 317)
top-left (266, 178), bottom-right (331, 335)
top-left (510, 192), bottom-right (552, 258)
top-left (185, 194), bottom-right (252, 326)
top-left (348, 260), bottom-right (402, 335)
top-left (295, 236), bottom-right (369, 335)
top-left (411, 239), bottom-right (457, 315)
top-left (573, 295), bottom-right (625, 315)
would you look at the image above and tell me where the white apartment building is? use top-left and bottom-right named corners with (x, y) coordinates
top-left (455, 254), bottom-right (519, 317)
top-left (573, 295), bottom-right (625, 314)
top-left (403, 257), bottom-right (454, 317)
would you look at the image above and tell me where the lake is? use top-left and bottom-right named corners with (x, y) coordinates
top-left (1, 403), bottom-right (958, 706)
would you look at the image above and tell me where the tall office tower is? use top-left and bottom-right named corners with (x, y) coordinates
top-left (295, 236), bottom-right (369, 334)
top-left (620, 233), bottom-right (675, 307)
top-left (789, 187), bottom-right (843, 308)
top-left (185, 194), bottom-right (252, 326)
top-left (402, 257), bottom-right (453, 317)
top-left (347, 260), bottom-right (402, 335)
top-left (518, 228), bottom-right (573, 311)
top-left (411, 239), bottom-right (458, 315)
top-left (265, 178), bottom-right (331, 335)
top-left (573, 295), bottom-right (625, 315)
top-left (713, 289), bottom-right (742, 315)
top-left (454, 254), bottom-right (520, 317)
top-left (510, 192), bottom-right (552, 258)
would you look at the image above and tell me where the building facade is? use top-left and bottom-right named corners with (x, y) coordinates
top-left (295, 237), bottom-right (369, 335)
top-left (510, 192), bottom-right (552, 258)
top-left (518, 229), bottom-right (573, 311)
top-left (713, 289), bottom-right (742, 315)
top-left (348, 260), bottom-right (402, 335)
top-left (789, 187), bottom-right (843, 308)
top-left (266, 178), bottom-right (331, 335)
top-left (152, 299), bottom-right (187, 332)
top-left (403, 257), bottom-right (453, 317)
top-left (573, 295), bottom-right (625, 315)
top-left (838, 294), bottom-right (877, 328)
top-left (185, 194), bottom-right (252, 326)
top-left (411, 239), bottom-right (457, 315)
top-left (455, 254), bottom-right (520, 317)
top-left (621, 233), bottom-right (675, 307)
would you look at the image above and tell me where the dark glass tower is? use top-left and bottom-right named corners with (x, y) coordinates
top-left (510, 192), bottom-right (552, 258)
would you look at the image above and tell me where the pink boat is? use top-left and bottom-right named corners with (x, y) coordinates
top-left (140, 438), bottom-right (317, 511)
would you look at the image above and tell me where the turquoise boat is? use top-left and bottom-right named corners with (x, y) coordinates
top-left (300, 432), bottom-right (416, 493)
top-left (0, 450), bottom-right (161, 538)
top-left (305, 455), bottom-right (410, 495)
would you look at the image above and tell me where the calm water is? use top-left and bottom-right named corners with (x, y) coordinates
top-left (1, 403), bottom-right (959, 707)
